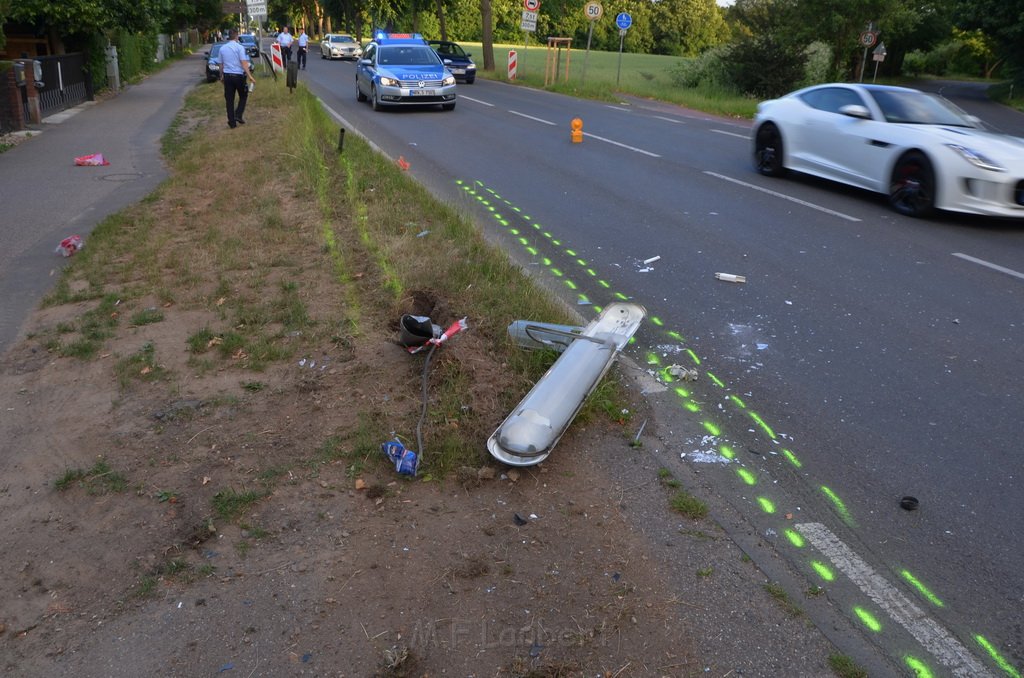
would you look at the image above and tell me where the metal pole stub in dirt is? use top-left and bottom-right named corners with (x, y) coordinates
top-left (338, 128), bottom-right (345, 153)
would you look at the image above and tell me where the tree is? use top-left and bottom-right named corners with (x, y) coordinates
top-left (650, 0), bottom-right (728, 57)
top-left (955, 0), bottom-right (1024, 82)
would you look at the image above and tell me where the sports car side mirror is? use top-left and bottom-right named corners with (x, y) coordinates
top-left (839, 104), bottom-right (872, 120)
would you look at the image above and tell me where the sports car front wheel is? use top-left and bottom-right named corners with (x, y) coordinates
top-left (754, 123), bottom-right (785, 177)
top-left (889, 152), bottom-right (935, 218)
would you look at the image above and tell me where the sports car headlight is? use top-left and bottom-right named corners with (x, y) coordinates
top-left (946, 144), bottom-right (1006, 172)
top-left (378, 76), bottom-right (399, 87)
top-left (443, 75), bottom-right (456, 86)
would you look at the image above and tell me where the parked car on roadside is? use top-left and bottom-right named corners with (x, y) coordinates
top-left (427, 40), bottom-right (475, 83)
top-left (320, 34), bottom-right (362, 60)
top-left (203, 43), bottom-right (224, 82)
top-left (239, 33), bottom-right (260, 62)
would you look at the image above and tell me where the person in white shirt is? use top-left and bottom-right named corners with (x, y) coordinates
top-left (277, 26), bottom-right (294, 65)
top-left (296, 28), bottom-right (309, 70)
top-left (220, 28), bottom-right (256, 129)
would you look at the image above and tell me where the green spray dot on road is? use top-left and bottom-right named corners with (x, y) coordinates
top-left (810, 561), bottom-right (835, 582)
top-left (854, 606), bottom-right (882, 632)
top-left (904, 656), bottom-right (935, 678)
top-left (900, 570), bottom-right (944, 608)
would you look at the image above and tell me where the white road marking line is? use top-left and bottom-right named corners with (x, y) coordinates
top-left (459, 95), bottom-right (494, 107)
top-left (952, 252), bottom-right (1024, 281)
top-left (582, 132), bottom-right (661, 157)
top-left (703, 171), bottom-right (862, 222)
top-left (712, 129), bottom-right (748, 139)
top-left (654, 116), bottom-right (685, 124)
top-left (605, 105), bottom-right (631, 112)
top-left (509, 110), bottom-right (557, 125)
top-left (796, 523), bottom-right (994, 678)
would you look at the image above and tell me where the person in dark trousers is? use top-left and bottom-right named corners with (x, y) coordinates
top-left (277, 26), bottom-right (294, 66)
top-left (296, 28), bottom-right (309, 69)
top-left (220, 28), bottom-right (255, 129)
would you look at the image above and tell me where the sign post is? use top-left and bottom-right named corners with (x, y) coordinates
top-left (581, 1), bottom-right (603, 85)
top-left (858, 23), bottom-right (879, 82)
top-left (521, 0), bottom-right (539, 76)
top-left (872, 42), bottom-right (886, 83)
top-left (615, 12), bottom-right (631, 87)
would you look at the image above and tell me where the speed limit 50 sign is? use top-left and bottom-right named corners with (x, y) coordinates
top-left (859, 31), bottom-right (878, 47)
top-left (585, 1), bottom-right (603, 21)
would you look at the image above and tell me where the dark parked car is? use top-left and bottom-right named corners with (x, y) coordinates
top-left (427, 40), bottom-right (475, 83)
top-left (203, 43), bottom-right (223, 82)
top-left (239, 33), bottom-right (260, 62)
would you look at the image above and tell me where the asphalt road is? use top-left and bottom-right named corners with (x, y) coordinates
top-left (298, 55), bottom-right (1024, 677)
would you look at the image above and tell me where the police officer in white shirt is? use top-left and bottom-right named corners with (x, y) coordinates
top-left (296, 28), bottom-right (309, 70)
top-left (220, 28), bottom-right (255, 129)
top-left (277, 26), bottom-right (294, 65)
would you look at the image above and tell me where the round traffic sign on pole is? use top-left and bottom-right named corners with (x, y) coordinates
top-left (615, 12), bottom-right (631, 30)
top-left (584, 1), bottom-right (603, 21)
top-left (859, 31), bottom-right (878, 48)
top-left (524, 0), bottom-right (540, 11)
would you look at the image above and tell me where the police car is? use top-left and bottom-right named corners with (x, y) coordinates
top-left (355, 32), bottom-right (457, 111)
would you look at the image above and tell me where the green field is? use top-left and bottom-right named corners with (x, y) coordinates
top-left (463, 41), bottom-right (759, 118)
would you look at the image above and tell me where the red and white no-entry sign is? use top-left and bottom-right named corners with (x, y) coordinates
top-left (508, 50), bottom-right (518, 80)
top-left (524, 0), bottom-right (540, 10)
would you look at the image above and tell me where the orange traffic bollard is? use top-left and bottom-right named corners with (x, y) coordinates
top-left (571, 117), bottom-right (583, 143)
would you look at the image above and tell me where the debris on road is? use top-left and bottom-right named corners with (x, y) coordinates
top-left (714, 272), bottom-right (746, 283)
top-left (56, 235), bottom-right (84, 257)
top-left (74, 153), bottom-right (109, 166)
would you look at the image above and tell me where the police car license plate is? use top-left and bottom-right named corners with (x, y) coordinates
top-left (410, 89), bottom-right (435, 96)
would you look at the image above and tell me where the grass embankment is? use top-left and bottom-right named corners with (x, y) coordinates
top-left (37, 75), bottom-right (609, 477)
top-left (469, 41), bottom-right (759, 118)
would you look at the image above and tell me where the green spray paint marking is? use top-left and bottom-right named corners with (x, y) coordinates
top-left (598, 280), bottom-right (610, 288)
top-left (565, 249), bottom-right (576, 256)
top-left (904, 656), bottom-right (935, 678)
top-left (820, 486), bottom-right (854, 524)
top-left (718, 444), bottom-right (735, 459)
top-left (810, 560), bottom-right (835, 581)
top-left (757, 497), bottom-right (776, 514)
top-left (854, 606), bottom-right (882, 632)
top-left (578, 294), bottom-right (590, 305)
top-left (736, 468), bottom-right (757, 486)
top-left (526, 246), bottom-right (538, 256)
top-left (729, 394), bottom-right (747, 409)
top-left (900, 570), bottom-right (945, 608)
top-left (614, 291), bottom-right (629, 301)
top-left (667, 331), bottom-right (685, 342)
top-left (586, 268), bottom-right (597, 277)
top-left (782, 449), bottom-right (803, 469)
top-left (646, 352), bottom-right (661, 366)
top-left (650, 316), bottom-right (664, 327)
top-left (784, 529), bottom-right (805, 548)
top-left (703, 421), bottom-right (721, 436)
top-left (686, 348), bottom-right (701, 365)
top-left (550, 268), bottom-right (563, 277)
top-left (565, 280), bottom-right (578, 290)
top-left (509, 228), bottom-right (521, 235)
top-left (975, 635), bottom-right (1022, 678)
top-left (708, 372), bottom-right (725, 388)
top-left (685, 401), bottom-right (700, 413)
top-left (673, 386), bottom-right (690, 400)
top-left (747, 411), bottom-right (776, 440)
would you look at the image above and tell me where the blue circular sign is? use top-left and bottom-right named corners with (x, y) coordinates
top-left (616, 12), bottom-right (632, 30)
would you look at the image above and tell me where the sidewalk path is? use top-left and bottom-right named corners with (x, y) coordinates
top-left (0, 53), bottom-right (205, 354)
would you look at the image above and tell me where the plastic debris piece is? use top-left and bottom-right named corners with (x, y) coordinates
top-left (900, 496), bottom-right (919, 511)
top-left (416, 230), bottom-right (430, 237)
top-left (381, 440), bottom-right (418, 476)
top-left (714, 272), bottom-right (746, 283)
top-left (513, 513), bottom-right (528, 526)
top-left (56, 235), bottom-right (84, 257)
top-left (643, 256), bottom-right (661, 264)
top-left (301, 653), bottom-right (312, 663)
top-left (396, 156), bottom-right (410, 171)
top-left (218, 663), bottom-right (235, 673)
top-left (74, 153), bottom-right (109, 166)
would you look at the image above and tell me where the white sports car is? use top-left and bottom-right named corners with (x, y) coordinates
top-left (752, 83), bottom-right (1024, 218)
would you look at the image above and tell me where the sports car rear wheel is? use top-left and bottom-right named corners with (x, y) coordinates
top-left (889, 152), bottom-right (935, 217)
top-left (754, 123), bottom-right (785, 177)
